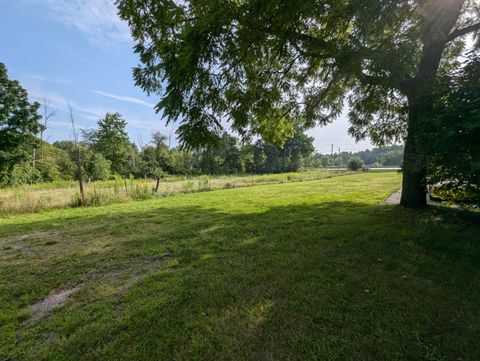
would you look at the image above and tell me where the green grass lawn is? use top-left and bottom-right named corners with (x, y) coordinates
top-left (1, 172), bottom-right (479, 360)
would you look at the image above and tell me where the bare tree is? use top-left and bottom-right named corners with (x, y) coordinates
top-left (68, 103), bottom-right (86, 205)
top-left (40, 97), bottom-right (55, 160)
top-left (137, 131), bottom-right (144, 150)
top-left (33, 97), bottom-right (55, 167)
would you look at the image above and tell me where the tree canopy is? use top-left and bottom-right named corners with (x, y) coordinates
top-left (117, 0), bottom-right (480, 207)
top-left (83, 112), bottom-right (131, 174)
top-left (117, 0), bottom-right (478, 146)
top-left (0, 63), bottom-right (41, 180)
top-left (426, 53), bottom-right (480, 199)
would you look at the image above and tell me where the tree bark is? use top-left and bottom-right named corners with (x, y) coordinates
top-left (401, 104), bottom-right (427, 207)
top-left (76, 148), bottom-right (86, 205)
top-left (78, 169), bottom-right (86, 205)
top-left (400, 0), bottom-right (465, 208)
top-left (40, 131), bottom-right (44, 160)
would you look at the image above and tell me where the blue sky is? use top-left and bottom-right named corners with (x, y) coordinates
top-left (0, 0), bottom-right (373, 153)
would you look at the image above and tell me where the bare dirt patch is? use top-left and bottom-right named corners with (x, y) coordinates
top-left (0, 231), bottom-right (58, 250)
top-left (29, 287), bottom-right (81, 321)
top-left (111, 251), bottom-right (173, 292)
top-left (26, 250), bottom-right (173, 322)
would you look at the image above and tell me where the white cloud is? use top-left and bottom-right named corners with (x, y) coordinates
top-left (93, 90), bottom-right (155, 108)
top-left (24, 84), bottom-right (173, 144)
top-left (24, 0), bottom-right (131, 44)
top-left (27, 89), bottom-right (69, 112)
top-left (26, 74), bottom-right (76, 85)
top-left (26, 88), bottom-right (102, 124)
top-left (49, 120), bottom-right (77, 128)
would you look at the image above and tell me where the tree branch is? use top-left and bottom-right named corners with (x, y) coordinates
top-left (447, 22), bottom-right (480, 42)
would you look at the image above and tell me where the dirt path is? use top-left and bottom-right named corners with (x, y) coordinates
top-left (384, 189), bottom-right (445, 206)
top-left (384, 189), bottom-right (402, 205)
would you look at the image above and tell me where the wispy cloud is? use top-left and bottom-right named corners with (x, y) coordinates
top-left (28, 89), bottom-right (70, 112)
top-left (25, 87), bottom-right (173, 145)
top-left (93, 90), bottom-right (155, 108)
top-left (27, 88), bottom-right (102, 123)
top-left (23, 0), bottom-right (131, 44)
top-left (26, 74), bottom-right (76, 85)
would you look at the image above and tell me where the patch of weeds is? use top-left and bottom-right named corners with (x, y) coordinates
top-left (182, 180), bottom-right (195, 193)
top-left (223, 182), bottom-right (236, 189)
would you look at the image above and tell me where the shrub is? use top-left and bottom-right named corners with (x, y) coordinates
top-left (86, 153), bottom-right (112, 181)
top-left (36, 158), bottom-right (62, 182)
top-left (223, 182), bottom-right (236, 189)
top-left (8, 162), bottom-right (42, 185)
top-left (347, 157), bottom-right (364, 171)
top-left (182, 180), bottom-right (195, 193)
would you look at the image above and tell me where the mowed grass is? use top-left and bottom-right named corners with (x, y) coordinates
top-left (1, 172), bottom-right (479, 360)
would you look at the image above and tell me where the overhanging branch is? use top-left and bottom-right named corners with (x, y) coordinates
top-left (447, 22), bottom-right (480, 42)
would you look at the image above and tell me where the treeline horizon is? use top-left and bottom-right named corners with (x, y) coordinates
top-left (1, 111), bottom-right (403, 187)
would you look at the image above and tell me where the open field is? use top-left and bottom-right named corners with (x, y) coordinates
top-left (1, 172), bottom-right (480, 360)
top-left (0, 169), bottom-right (350, 214)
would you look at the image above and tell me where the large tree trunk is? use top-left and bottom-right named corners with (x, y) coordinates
top-left (401, 104), bottom-right (427, 207)
top-left (400, 0), bottom-right (465, 208)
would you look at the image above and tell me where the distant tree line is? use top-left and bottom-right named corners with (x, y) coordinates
top-left (0, 118), bottom-right (315, 186)
top-left (305, 145), bottom-right (404, 169)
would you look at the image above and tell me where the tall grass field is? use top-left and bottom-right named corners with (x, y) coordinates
top-left (0, 169), bottom-right (349, 214)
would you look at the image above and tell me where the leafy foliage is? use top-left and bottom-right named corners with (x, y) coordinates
top-left (82, 113), bottom-right (131, 174)
top-left (0, 63), bottom-right (41, 182)
top-left (85, 153), bottom-right (112, 181)
top-left (141, 132), bottom-right (171, 178)
top-left (116, 0), bottom-right (480, 207)
top-left (115, 0), bottom-right (473, 147)
top-left (7, 162), bottom-right (42, 186)
top-left (426, 54), bottom-right (480, 202)
top-left (347, 157), bottom-right (364, 171)
top-left (252, 129), bottom-right (315, 173)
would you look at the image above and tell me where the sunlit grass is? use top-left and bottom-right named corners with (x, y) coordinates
top-left (1, 172), bottom-right (479, 360)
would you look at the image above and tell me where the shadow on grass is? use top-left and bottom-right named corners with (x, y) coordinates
top-left (1, 200), bottom-right (480, 360)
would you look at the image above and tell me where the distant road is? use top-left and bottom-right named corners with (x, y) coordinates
top-left (307, 167), bottom-right (402, 171)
